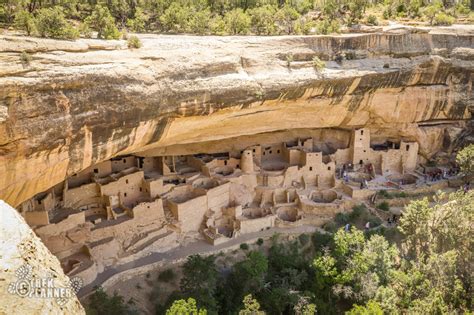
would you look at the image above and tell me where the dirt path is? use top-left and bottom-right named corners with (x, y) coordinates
top-left (78, 224), bottom-right (320, 298)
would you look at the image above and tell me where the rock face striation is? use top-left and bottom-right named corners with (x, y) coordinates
top-left (0, 26), bottom-right (473, 207)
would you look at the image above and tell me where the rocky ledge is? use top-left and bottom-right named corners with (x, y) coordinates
top-left (0, 25), bottom-right (473, 207)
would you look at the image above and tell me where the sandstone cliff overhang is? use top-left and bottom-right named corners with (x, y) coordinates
top-left (0, 25), bottom-right (473, 207)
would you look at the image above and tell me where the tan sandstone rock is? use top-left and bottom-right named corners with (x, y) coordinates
top-left (0, 200), bottom-right (85, 315)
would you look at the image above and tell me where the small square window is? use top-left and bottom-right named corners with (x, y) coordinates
top-left (124, 193), bottom-right (127, 197)
top-left (93, 168), bottom-right (99, 174)
top-left (328, 167), bottom-right (331, 170)
top-left (277, 150), bottom-right (280, 154)
top-left (309, 167), bottom-right (313, 171)
top-left (123, 159), bottom-right (126, 163)
top-left (269, 150), bottom-right (272, 154)
top-left (253, 149), bottom-right (256, 153)
top-left (139, 187), bottom-right (142, 192)
top-left (126, 179), bottom-right (129, 184)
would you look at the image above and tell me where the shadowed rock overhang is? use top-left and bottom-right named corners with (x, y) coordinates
top-left (0, 25), bottom-right (473, 207)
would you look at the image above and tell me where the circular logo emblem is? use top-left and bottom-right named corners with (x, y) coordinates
top-left (15, 279), bottom-right (31, 297)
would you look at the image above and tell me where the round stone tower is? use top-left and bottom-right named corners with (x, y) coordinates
top-left (240, 149), bottom-right (254, 173)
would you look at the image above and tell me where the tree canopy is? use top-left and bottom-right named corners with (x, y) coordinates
top-left (456, 144), bottom-right (474, 177)
top-left (1, 0), bottom-right (470, 39)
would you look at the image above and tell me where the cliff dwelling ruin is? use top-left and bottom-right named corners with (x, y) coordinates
top-left (17, 127), bottom-right (426, 286)
top-left (1, 19), bottom-right (473, 314)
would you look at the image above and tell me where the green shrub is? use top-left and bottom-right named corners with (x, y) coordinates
top-left (376, 201), bottom-right (390, 211)
top-left (335, 212), bottom-right (350, 225)
top-left (343, 51), bottom-right (356, 60)
top-left (426, 160), bottom-right (436, 167)
top-left (188, 9), bottom-right (212, 34)
top-left (158, 269), bottom-right (175, 282)
top-left (312, 56), bottom-right (325, 71)
top-left (79, 23), bottom-right (92, 38)
top-left (298, 233), bottom-right (310, 246)
top-left (456, 144), bottom-right (474, 176)
top-left (275, 5), bottom-right (300, 34)
top-left (209, 15), bottom-right (226, 35)
top-left (315, 18), bottom-right (340, 35)
top-left (20, 51), bottom-right (32, 66)
top-left (383, 7), bottom-right (392, 19)
top-left (378, 190), bottom-right (391, 199)
top-left (159, 2), bottom-right (189, 32)
top-left (286, 53), bottom-right (293, 68)
top-left (240, 243), bottom-right (249, 250)
top-left (86, 286), bottom-right (133, 314)
top-left (121, 28), bottom-right (128, 40)
top-left (349, 204), bottom-right (367, 221)
top-left (455, 1), bottom-right (471, 15)
top-left (294, 17), bottom-right (316, 35)
top-left (365, 225), bottom-right (384, 238)
top-left (396, 3), bottom-right (406, 14)
top-left (35, 7), bottom-right (79, 39)
top-left (383, 226), bottom-right (403, 243)
top-left (392, 191), bottom-right (408, 198)
top-left (380, 191), bottom-right (409, 199)
top-left (249, 5), bottom-right (278, 35)
top-left (423, 1), bottom-right (443, 24)
top-left (311, 230), bottom-right (333, 251)
top-left (366, 14), bottom-right (378, 25)
top-left (433, 12), bottom-right (455, 25)
top-left (256, 238), bottom-right (264, 246)
top-left (323, 221), bottom-right (337, 233)
top-left (224, 8), bottom-right (251, 35)
top-left (368, 216), bottom-right (382, 227)
top-left (14, 10), bottom-right (36, 36)
top-left (255, 90), bottom-right (264, 100)
top-left (126, 7), bottom-right (147, 32)
top-left (127, 35), bottom-right (142, 49)
top-left (85, 5), bottom-right (121, 39)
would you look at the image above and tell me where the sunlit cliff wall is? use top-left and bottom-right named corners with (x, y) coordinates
top-left (0, 26), bottom-right (472, 207)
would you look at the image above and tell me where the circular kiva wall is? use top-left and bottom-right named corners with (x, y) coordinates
top-left (276, 206), bottom-right (299, 222)
top-left (311, 190), bottom-right (338, 203)
top-left (262, 161), bottom-right (287, 172)
top-left (215, 166), bottom-right (234, 176)
top-left (387, 174), bottom-right (418, 185)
